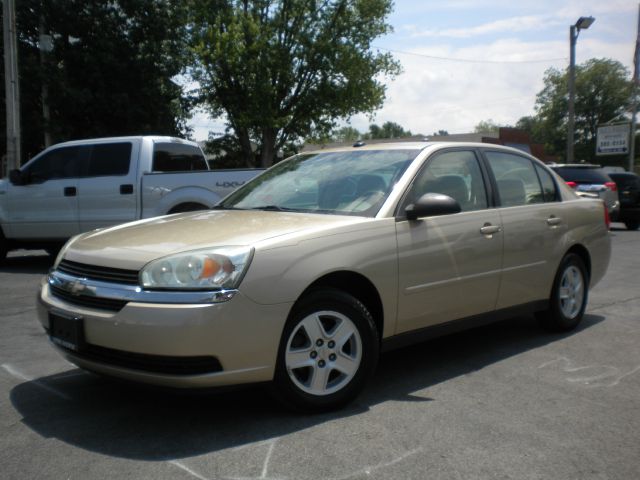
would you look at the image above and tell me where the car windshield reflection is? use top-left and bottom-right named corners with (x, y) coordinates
top-left (220, 149), bottom-right (420, 217)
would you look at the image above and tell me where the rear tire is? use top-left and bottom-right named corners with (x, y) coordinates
top-left (271, 288), bottom-right (379, 412)
top-left (536, 253), bottom-right (589, 332)
top-left (625, 220), bottom-right (639, 231)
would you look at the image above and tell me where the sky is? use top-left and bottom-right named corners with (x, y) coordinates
top-left (188, 0), bottom-right (639, 141)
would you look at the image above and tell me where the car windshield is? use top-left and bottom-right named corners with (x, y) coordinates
top-left (219, 149), bottom-right (420, 217)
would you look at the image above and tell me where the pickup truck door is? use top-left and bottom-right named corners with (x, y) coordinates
top-left (4, 145), bottom-right (86, 239)
top-left (77, 141), bottom-right (139, 231)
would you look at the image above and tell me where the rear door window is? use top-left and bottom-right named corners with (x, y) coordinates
top-left (85, 143), bottom-right (132, 177)
top-left (484, 151), bottom-right (544, 206)
top-left (152, 143), bottom-right (208, 172)
top-left (534, 163), bottom-right (558, 202)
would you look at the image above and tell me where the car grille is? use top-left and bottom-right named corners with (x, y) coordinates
top-left (50, 284), bottom-right (129, 312)
top-left (57, 259), bottom-right (140, 285)
top-left (52, 340), bottom-right (223, 375)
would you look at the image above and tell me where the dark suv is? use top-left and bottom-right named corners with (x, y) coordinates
top-left (608, 172), bottom-right (640, 230)
top-left (549, 164), bottom-right (620, 220)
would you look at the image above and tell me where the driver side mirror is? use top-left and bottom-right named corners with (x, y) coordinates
top-left (9, 169), bottom-right (26, 186)
top-left (405, 193), bottom-right (461, 221)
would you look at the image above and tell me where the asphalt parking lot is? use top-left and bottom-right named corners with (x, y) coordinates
top-left (1, 226), bottom-right (639, 480)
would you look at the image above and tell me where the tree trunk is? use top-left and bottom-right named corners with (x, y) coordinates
top-left (260, 128), bottom-right (277, 168)
top-left (236, 127), bottom-right (255, 168)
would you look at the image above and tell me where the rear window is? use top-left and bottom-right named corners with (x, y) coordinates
top-left (152, 143), bottom-right (207, 172)
top-left (552, 167), bottom-right (610, 184)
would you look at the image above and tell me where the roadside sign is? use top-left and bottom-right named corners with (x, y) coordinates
top-left (596, 123), bottom-right (630, 156)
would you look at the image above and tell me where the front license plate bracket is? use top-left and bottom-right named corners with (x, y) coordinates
top-left (49, 312), bottom-right (86, 352)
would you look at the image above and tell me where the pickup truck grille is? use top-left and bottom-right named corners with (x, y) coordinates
top-left (50, 285), bottom-right (129, 312)
top-left (57, 260), bottom-right (139, 285)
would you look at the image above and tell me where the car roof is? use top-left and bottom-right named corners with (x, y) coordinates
top-left (303, 141), bottom-right (537, 157)
top-left (51, 135), bottom-right (200, 148)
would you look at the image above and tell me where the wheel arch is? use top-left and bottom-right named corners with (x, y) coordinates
top-left (564, 244), bottom-right (591, 279)
top-left (298, 271), bottom-right (384, 343)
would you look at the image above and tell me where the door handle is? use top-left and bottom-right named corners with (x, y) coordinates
top-left (120, 184), bottom-right (134, 195)
top-left (480, 224), bottom-right (501, 235)
top-left (64, 186), bottom-right (77, 197)
top-left (546, 216), bottom-right (562, 226)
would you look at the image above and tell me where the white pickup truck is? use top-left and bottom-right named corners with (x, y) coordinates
top-left (0, 136), bottom-right (262, 260)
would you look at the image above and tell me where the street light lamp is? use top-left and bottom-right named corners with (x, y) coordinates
top-left (567, 16), bottom-right (595, 163)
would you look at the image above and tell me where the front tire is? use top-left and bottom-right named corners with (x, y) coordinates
top-left (272, 289), bottom-right (379, 412)
top-left (537, 253), bottom-right (589, 332)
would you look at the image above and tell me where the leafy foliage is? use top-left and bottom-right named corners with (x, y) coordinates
top-left (473, 119), bottom-right (500, 134)
top-left (190, 0), bottom-right (400, 167)
top-left (532, 58), bottom-right (633, 162)
top-left (1, 0), bottom-right (192, 162)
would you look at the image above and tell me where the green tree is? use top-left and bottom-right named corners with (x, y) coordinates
top-left (533, 58), bottom-right (633, 162)
top-left (474, 119), bottom-right (500, 133)
top-left (365, 121), bottom-right (411, 139)
top-left (334, 126), bottom-right (362, 142)
top-left (1, 1), bottom-right (192, 162)
top-left (190, 0), bottom-right (400, 167)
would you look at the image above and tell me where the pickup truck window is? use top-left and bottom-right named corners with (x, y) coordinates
top-left (23, 146), bottom-right (87, 183)
top-left (153, 143), bottom-right (208, 172)
top-left (85, 143), bottom-right (132, 177)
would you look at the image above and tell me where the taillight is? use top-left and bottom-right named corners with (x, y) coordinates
top-left (566, 181), bottom-right (577, 188)
top-left (603, 201), bottom-right (611, 229)
top-left (605, 181), bottom-right (617, 192)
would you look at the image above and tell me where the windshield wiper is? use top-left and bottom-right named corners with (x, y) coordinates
top-left (250, 205), bottom-right (299, 212)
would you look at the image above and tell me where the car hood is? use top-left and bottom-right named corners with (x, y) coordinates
top-left (63, 209), bottom-right (365, 269)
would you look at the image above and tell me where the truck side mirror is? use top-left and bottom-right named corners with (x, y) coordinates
top-left (9, 169), bottom-right (26, 186)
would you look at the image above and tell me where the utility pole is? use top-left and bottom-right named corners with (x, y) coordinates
top-left (39, 15), bottom-right (52, 148)
top-left (2, 0), bottom-right (21, 172)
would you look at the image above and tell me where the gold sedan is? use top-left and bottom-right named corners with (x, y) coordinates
top-left (37, 142), bottom-right (611, 411)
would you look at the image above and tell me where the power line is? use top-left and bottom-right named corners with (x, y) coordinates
top-left (373, 45), bottom-right (567, 64)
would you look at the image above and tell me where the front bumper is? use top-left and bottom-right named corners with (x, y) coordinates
top-left (37, 276), bottom-right (292, 388)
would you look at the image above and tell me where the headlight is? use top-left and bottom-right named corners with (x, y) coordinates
top-left (140, 246), bottom-right (253, 290)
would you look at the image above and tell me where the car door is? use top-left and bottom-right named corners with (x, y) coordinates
top-left (482, 150), bottom-right (567, 309)
top-left (77, 141), bottom-right (139, 231)
top-left (395, 149), bottom-right (503, 334)
top-left (4, 145), bottom-right (87, 239)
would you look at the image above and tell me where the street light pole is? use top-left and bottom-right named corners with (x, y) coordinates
top-left (566, 16), bottom-right (594, 164)
top-left (567, 25), bottom-right (577, 164)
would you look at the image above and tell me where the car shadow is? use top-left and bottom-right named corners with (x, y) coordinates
top-left (1, 252), bottom-right (53, 274)
top-left (9, 312), bottom-right (605, 461)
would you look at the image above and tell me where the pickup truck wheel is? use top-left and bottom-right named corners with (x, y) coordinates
top-left (271, 289), bottom-right (379, 412)
top-left (625, 221), bottom-right (639, 231)
top-left (536, 253), bottom-right (589, 332)
top-left (168, 203), bottom-right (208, 214)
